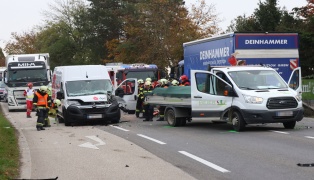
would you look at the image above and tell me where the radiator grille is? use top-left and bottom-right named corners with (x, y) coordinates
top-left (266, 97), bottom-right (298, 109)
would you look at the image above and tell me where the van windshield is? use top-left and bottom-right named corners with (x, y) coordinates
top-left (66, 79), bottom-right (113, 97)
top-left (228, 70), bottom-right (288, 90)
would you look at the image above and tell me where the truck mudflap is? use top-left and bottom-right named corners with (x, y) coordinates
top-left (240, 107), bottom-right (304, 124)
top-left (66, 103), bottom-right (120, 122)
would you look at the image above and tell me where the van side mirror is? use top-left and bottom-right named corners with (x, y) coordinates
top-left (115, 87), bottom-right (124, 98)
top-left (225, 85), bottom-right (235, 96)
top-left (57, 92), bottom-right (64, 99)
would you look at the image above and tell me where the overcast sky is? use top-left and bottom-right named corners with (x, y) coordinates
top-left (0, 0), bottom-right (308, 51)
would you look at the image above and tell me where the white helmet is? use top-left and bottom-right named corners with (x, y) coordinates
top-left (39, 86), bottom-right (48, 93)
top-left (171, 80), bottom-right (179, 86)
top-left (160, 78), bottom-right (168, 85)
top-left (54, 99), bottom-right (61, 106)
top-left (145, 81), bottom-right (151, 86)
top-left (138, 79), bottom-right (144, 84)
top-left (145, 77), bottom-right (152, 82)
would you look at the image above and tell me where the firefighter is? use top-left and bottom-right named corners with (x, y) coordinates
top-left (48, 99), bottom-right (62, 124)
top-left (135, 79), bottom-right (145, 118)
top-left (33, 86), bottom-right (51, 131)
top-left (171, 79), bottom-right (180, 86)
top-left (44, 86), bottom-right (53, 127)
top-left (155, 79), bottom-right (169, 121)
top-left (142, 81), bottom-right (154, 121)
top-left (159, 78), bottom-right (169, 88)
top-left (179, 75), bottom-right (190, 86)
top-left (23, 82), bottom-right (35, 118)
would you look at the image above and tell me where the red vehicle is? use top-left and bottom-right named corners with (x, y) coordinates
top-left (106, 63), bottom-right (165, 90)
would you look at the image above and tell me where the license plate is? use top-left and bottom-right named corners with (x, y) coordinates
top-left (276, 111), bottom-right (293, 116)
top-left (87, 114), bottom-right (102, 119)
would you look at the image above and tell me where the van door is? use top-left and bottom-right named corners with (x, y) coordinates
top-left (116, 78), bottom-right (138, 114)
top-left (288, 67), bottom-right (302, 95)
top-left (190, 70), bottom-right (233, 120)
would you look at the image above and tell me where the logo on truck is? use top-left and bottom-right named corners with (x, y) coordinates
top-left (17, 63), bottom-right (36, 67)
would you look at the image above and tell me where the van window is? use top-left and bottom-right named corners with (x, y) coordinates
top-left (195, 73), bottom-right (226, 96)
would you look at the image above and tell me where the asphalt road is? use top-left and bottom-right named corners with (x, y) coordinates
top-left (102, 115), bottom-right (314, 180)
top-left (1, 102), bottom-right (194, 180)
top-left (3, 100), bottom-right (314, 180)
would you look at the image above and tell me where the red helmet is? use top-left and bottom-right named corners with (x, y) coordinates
top-left (180, 75), bottom-right (188, 81)
top-left (27, 83), bottom-right (33, 87)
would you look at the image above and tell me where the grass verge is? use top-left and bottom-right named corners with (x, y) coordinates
top-left (0, 107), bottom-right (20, 179)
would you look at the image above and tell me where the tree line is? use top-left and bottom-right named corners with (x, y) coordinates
top-left (0, 0), bottom-right (313, 76)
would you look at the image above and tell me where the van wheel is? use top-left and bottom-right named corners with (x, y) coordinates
top-left (165, 109), bottom-right (180, 127)
top-left (63, 110), bottom-right (71, 126)
top-left (111, 111), bottom-right (121, 124)
top-left (283, 121), bottom-right (296, 129)
top-left (231, 111), bottom-right (245, 131)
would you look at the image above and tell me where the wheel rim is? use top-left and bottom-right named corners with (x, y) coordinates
top-left (232, 115), bottom-right (239, 126)
top-left (167, 110), bottom-right (175, 125)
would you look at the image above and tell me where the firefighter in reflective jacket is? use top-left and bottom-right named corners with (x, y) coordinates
top-left (136, 79), bottom-right (145, 118)
top-left (33, 86), bottom-right (51, 131)
top-left (44, 87), bottom-right (53, 127)
top-left (142, 81), bottom-right (154, 121)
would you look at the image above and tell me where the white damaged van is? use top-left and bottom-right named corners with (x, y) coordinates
top-left (52, 65), bottom-right (120, 126)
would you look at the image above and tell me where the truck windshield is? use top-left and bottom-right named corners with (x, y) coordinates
top-left (66, 79), bottom-right (113, 97)
top-left (8, 69), bottom-right (48, 83)
top-left (125, 71), bottom-right (157, 81)
top-left (228, 70), bottom-right (288, 90)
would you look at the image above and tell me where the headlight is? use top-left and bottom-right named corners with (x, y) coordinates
top-left (8, 89), bottom-right (13, 96)
top-left (295, 95), bottom-right (302, 102)
top-left (67, 100), bottom-right (80, 106)
top-left (243, 94), bottom-right (263, 104)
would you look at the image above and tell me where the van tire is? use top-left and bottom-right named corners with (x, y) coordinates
top-left (165, 109), bottom-right (180, 127)
top-left (111, 111), bottom-right (121, 124)
top-left (232, 111), bottom-right (245, 131)
top-left (283, 121), bottom-right (296, 129)
top-left (63, 110), bottom-right (71, 126)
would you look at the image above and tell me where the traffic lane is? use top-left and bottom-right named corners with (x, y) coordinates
top-left (103, 116), bottom-right (314, 180)
top-left (2, 105), bottom-right (195, 180)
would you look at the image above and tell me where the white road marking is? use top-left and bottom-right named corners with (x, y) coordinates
top-left (305, 136), bottom-right (314, 139)
top-left (78, 136), bottom-right (106, 150)
top-left (110, 125), bottom-right (129, 131)
top-left (179, 151), bottom-right (230, 173)
top-left (79, 142), bottom-right (99, 150)
top-left (86, 136), bottom-right (106, 146)
top-left (270, 130), bottom-right (289, 134)
top-left (137, 134), bottom-right (166, 145)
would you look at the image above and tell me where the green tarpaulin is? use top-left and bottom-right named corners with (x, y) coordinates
top-left (148, 86), bottom-right (191, 98)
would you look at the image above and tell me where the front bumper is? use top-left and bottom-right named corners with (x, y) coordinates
top-left (66, 103), bottom-right (120, 123)
top-left (241, 107), bottom-right (304, 124)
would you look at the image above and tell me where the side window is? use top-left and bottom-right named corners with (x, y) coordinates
top-left (121, 80), bottom-right (135, 95)
top-left (195, 72), bottom-right (227, 96)
top-left (289, 69), bottom-right (300, 90)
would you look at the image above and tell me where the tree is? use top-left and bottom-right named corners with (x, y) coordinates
top-left (0, 48), bottom-right (5, 66)
top-left (4, 31), bottom-right (40, 54)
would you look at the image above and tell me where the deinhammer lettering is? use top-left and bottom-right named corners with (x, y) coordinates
top-left (245, 39), bottom-right (288, 45)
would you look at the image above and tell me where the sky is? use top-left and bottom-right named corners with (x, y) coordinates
top-left (0, 0), bottom-right (308, 53)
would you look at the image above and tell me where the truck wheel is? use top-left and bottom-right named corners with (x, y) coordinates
top-left (283, 121), bottom-right (296, 129)
top-left (231, 111), bottom-right (245, 131)
top-left (165, 109), bottom-right (180, 127)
